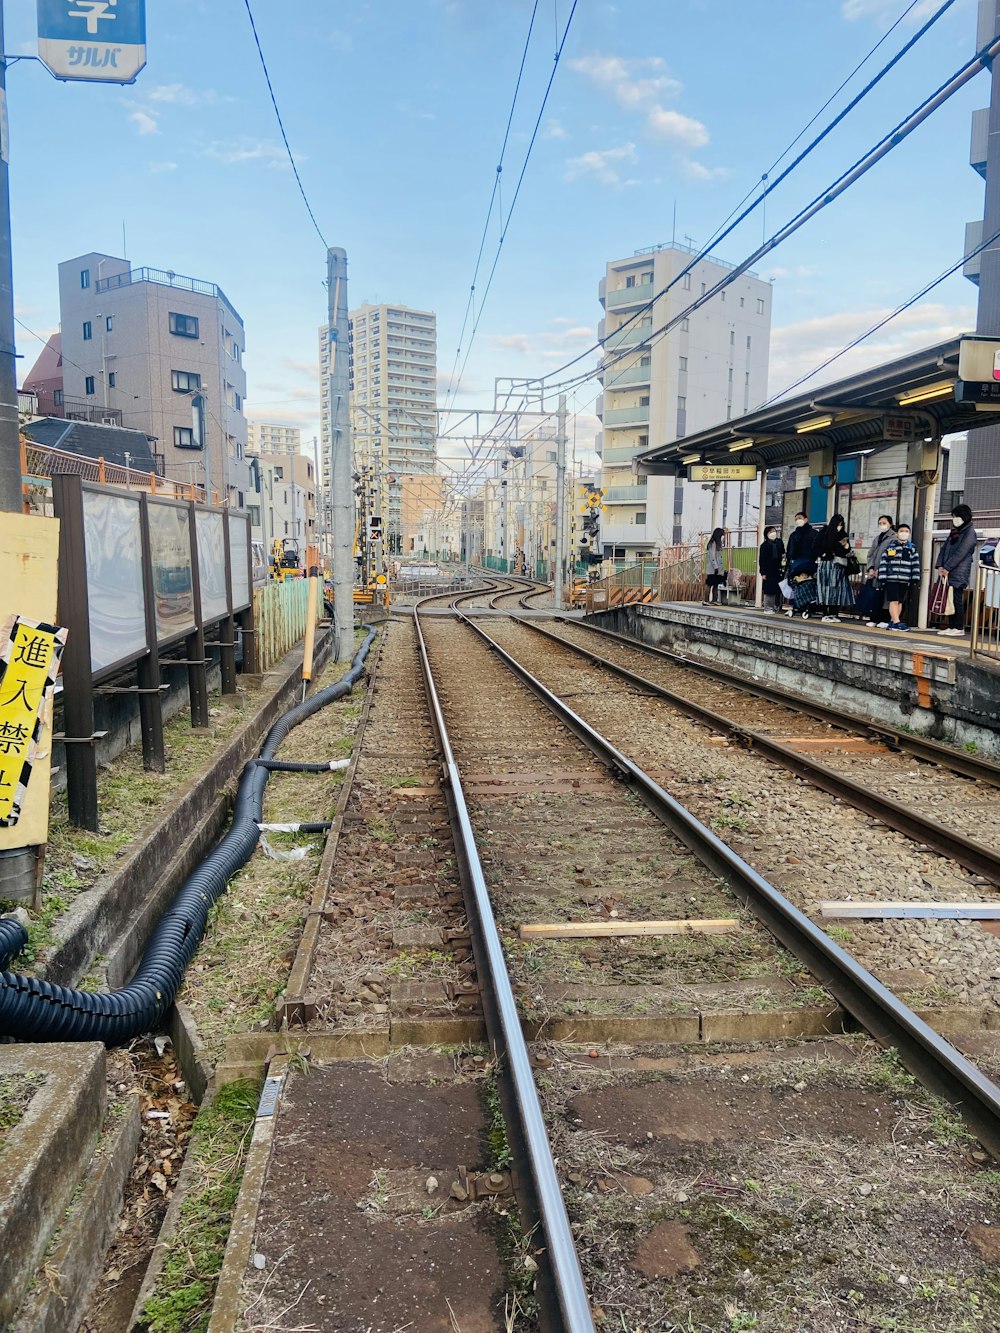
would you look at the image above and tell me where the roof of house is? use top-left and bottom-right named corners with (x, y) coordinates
top-left (23, 417), bottom-right (158, 471)
top-left (22, 333), bottom-right (62, 386)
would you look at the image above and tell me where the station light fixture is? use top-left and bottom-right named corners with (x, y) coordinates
top-left (795, 415), bottom-right (834, 434)
top-left (896, 380), bottom-right (954, 406)
top-left (679, 452), bottom-right (701, 464)
top-left (728, 440), bottom-right (755, 451)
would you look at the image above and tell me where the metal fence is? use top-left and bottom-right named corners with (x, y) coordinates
top-left (587, 544), bottom-right (762, 609)
top-left (253, 579), bottom-right (321, 672)
top-left (22, 438), bottom-right (220, 511)
top-left (971, 562), bottom-right (1000, 663)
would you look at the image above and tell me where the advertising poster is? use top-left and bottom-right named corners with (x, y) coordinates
top-left (845, 481), bottom-right (901, 554)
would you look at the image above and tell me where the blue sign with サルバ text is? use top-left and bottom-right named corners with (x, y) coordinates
top-left (37, 0), bottom-right (147, 84)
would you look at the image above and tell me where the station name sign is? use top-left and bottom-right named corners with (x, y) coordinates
top-left (957, 336), bottom-right (1000, 413)
top-left (687, 464), bottom-right (757, 481)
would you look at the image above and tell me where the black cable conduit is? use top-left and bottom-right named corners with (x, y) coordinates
top-left (0, 628), bottom-right (377, 1044)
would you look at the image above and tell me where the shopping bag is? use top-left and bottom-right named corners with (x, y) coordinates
top-left (945, 586), bottom-right (955, 616)
top-left (929, 579), bottom-right (949, 617)
top-left (778, 578), bottom-right (793, 600)
top-left (856, 582), bottom-right (881, 618)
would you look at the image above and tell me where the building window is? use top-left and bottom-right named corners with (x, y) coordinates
top-left (82, 321), bottom-right (92, 341)
top-left (635, 511), bottom-right (646, 525)
top-left (677, 395), bottom-right (686, 411)
top-left (234, 391), bottom-right (242, 412)
top-left (640, 355), bottom-right (651, 367)
top-left (682, 273), bottom-right (691, 291)
top-left (85, 375), bottom-right (95, 395)
top-left (80, 268), bottom-right (90, 289)
top-left (53, 389), bottom-right (63, 406)
top-left (106, 315), bottom-right (113, 332)
top-left (747, 336), bottom-right (752, 350)
top-left (108, 372), bottom-right (116, 388)
top-left (681, 318), bottom-right (689, 332)
top-left (701, 283), bottom-right (706, 296)
top-left (756, 298), bottom-right (765, 314)
top-left (679, 356), bottom-right (687, 371)
top-left (640, 394), bottom-right (650, 406)
top-left (626, 274), bottom-right (636, 288)
top-left (249, 505), bottom-right (261, 526)
top-left (174, 426), bottom-right (198, 449)
top-left (274, 466), bottom-right (284, 480)
top-left (730, 331), bottom-right (735, 346)
top-left (638, 433), bottom-right (649, 448)
top-left (740, 297), bottom-right (745, 307)
top-left (169, 312), bottom-right (199, 338)
top-left (172, 370), bottom-right (202, 393)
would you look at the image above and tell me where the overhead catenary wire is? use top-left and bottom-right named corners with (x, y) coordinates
top-left (443, 0), bottom-right (541, 415)
top-left (530, 24), bottom-right (1000, 409)
top-left (242, 0), bottom-right (329, 250)
top-left (760, 223), bottom-right (1000, 409)
top-left (446, 0), bottom-right (579, 410)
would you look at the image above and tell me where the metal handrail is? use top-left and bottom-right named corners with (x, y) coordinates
top-left (970, 561), bottom-right (1000, 662)
top-left (413, 597), bottom-right (595, 1333)
top-left (21, 438), bottom-right (221, 507)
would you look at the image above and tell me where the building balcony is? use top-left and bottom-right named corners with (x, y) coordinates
top-left (600, 520), bottom-right (649, 548)
top-left (598, 276), bottom-right (607, 307)
top-left (971, 106), bottom-right (988, 180)
top-left (602, 404), bottom-right (650, 428)
top-left (603, 485), bottom-right (649, 503)
top-left (602, 444), bottom-right (644, 465)
top-left (965, 219), bottom-right (983, 286)
top-left (602, 362), bottom-right (652, 389)
top-left (603, 323), bottom-right (653, 351)
top-left (605, 280), bottom-right (655, 311)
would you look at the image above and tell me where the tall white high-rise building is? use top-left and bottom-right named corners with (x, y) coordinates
top-left (597, 242), bottom-right (772, 559)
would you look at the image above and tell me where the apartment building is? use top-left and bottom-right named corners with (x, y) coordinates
top-left (597, 242), bottom-right (772, 558)
top-left (247, 421), bottom-right (302, 456)
top-left (346, 303), bottom-right (437, 547)
top-left (58, 253), bottom-right (249, 506)
top-left (248, 452), bottom-right (317, 554)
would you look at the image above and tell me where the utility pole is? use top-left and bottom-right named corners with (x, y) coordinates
top-left (312, 434), bottom-right (323, 562)
top-left (327, 247), bottom-right (355, 661)
top-left (554, 394), bottom-right (567, 609)
top-left (0, 3), bottom-right (18, 514)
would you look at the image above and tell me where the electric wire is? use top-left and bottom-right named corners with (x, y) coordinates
top-left (243, 0), bottom-right (329, 250)
top-left (538, 0), bottom-right (957, 390)
top-left (446, 0), bottom-right (579, 410)
top-left (759, 224), bottom-right (1000, 409)
top-left (443, 0), bottom-right (541, 414)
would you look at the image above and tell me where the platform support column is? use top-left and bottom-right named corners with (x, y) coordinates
top-left (754, 468), bottom-right (767, 609)
top-left (710, 483), bottom-right (720, 534)
top-left (915, 439), bottom-right (941, 631)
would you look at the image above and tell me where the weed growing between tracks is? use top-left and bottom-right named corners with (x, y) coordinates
top-left (482, 1064), bottom-right (539, 1326)
top-left (138, 1077), bottom-right (260, 1333)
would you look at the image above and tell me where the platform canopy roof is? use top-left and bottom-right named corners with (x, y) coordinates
top-left (634, 335), bottom-right (986, 477)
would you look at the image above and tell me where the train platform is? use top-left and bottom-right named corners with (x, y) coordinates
top-left (587, 599), bottom-right (1000, 757)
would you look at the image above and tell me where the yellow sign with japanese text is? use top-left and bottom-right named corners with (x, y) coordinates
top-left (0, 620), bottom-right (66, 826)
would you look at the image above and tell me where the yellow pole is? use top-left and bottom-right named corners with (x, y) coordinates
top-left (301, 576), bottom-right (319, 698)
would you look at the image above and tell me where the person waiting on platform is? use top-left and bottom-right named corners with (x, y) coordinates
top-left (758, 525), bottom-right (785, 612)
top-left (935, 503), bottom-right (978, 637)
top-left (859, 515), bottom-right (896, 624)
top-left (876, 521), bottom-right (920, 631)
top-left (815, 513), bottom-right (856, 621)
top-left (785, 512), bottom-right (817, 565)
top-left (704, 527), bottom-right (729, 605)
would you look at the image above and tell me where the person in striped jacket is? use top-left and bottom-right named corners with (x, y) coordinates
top-left (876, 521), bottom-right (920, 631)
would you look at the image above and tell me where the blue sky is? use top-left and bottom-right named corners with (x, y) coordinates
top-left (4, 0), bottom-right (990, 457)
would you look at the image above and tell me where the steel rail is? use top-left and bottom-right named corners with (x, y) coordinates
top-left (512, 617), bottom-right (1000, 884)
top-left (488, 576), bottom-right (543, 610)
top-left (566, 617), bottom-right (1000, 789)
top-left (459, 612), bottom-right (1000, 1159)
top-left (412, 600), bottom-right (596, 1333)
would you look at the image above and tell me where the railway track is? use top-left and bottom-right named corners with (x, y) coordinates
top-left (237, 600), bottom-right (1000, 1332)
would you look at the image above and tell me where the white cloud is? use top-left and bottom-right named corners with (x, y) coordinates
top-left (647, 107), bottom-right (709, 149)
top-left (129, 109), bottom-right (159, 136)
top-left (683, 159), bottom-right (729, 182)
top-left (768, 301), bottom-right (975, 399)
top-left (148, 83), bottom-right (206, 106)
top-left (564, 142), bottom-right (638, 185)
top-left (570, 54), bottom-right (681, 109)
top-left (148, 161), bottom-right (178, 174)
top-left (487, 324), bottom-right (597, 362)
top-left (203, 140), bottom-right (291, 169)
top-left (544, 118), bottom-right (568, 140)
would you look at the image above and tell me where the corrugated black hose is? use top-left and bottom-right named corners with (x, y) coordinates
top-left (0, 627), bottom-right (377, 1044)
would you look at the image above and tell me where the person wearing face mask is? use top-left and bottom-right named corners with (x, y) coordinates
top-left (758, 524), bottom-right (785, 612)
top-left (859, 515), bottom-right (896, 624)
top-left (876, 521), bottom-right (920, 630)
top-left (785, 512), bottom-right (817, 565)
top-left (815, 512), bottom-right (856, 621)
top-left (935, 504), bottom-right (978, 636)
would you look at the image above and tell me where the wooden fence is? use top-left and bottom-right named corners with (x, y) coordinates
top-left (253, 578), bottom-right (321, 672)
